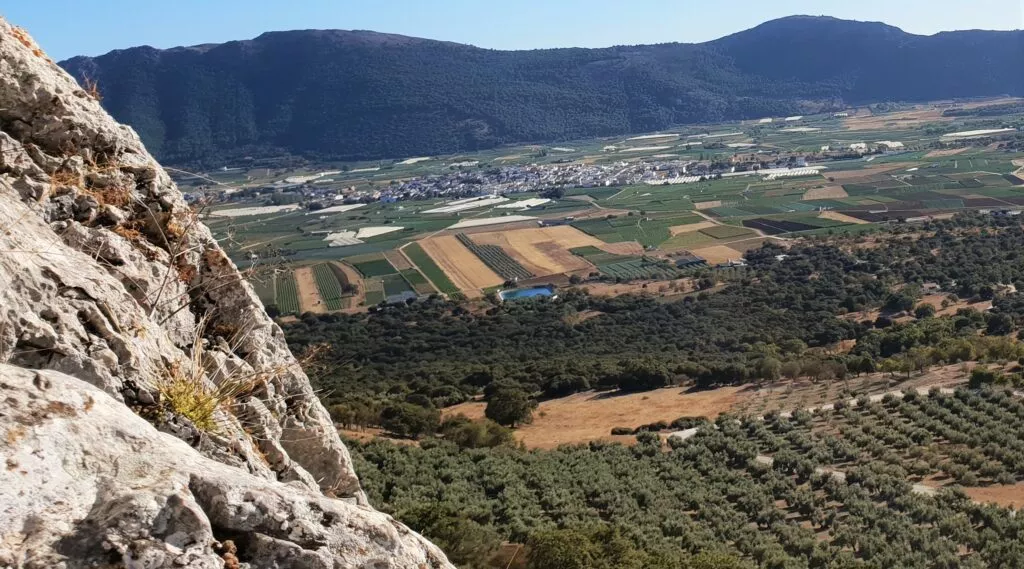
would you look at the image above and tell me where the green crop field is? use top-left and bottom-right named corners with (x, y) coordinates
top-left (700, 225), bottom-right (757, 239)
top-left (382, 273), bottom-right (415, 297)
top-left (404, 243), bottom-right (460, 295)
top-left (275, 272), bottom-right (300, 314)
top-left (400, 269), bottom-right (435, 295)
top-left (597, 257), bottom-right (683, 280)
top-left (573, 214), bottom-right (703, 247)
top-left (352, 258), bottom-right (397, 277)
top-left (312, 263), bottom-right (348, 310)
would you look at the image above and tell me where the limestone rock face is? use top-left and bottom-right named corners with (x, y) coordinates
top-left (0, 365), bottom-right (453, 568)
top-left (0, 19), bottom-right (454, 568)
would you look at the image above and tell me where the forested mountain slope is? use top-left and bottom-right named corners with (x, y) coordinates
top-left (60, 16), bottom-right (1024, 165)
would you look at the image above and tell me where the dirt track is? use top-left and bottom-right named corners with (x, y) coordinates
top-left (293, 266), bottom-right (326, 313)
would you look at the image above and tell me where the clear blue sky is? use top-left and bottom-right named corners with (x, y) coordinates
top-left (6, 0), bottom-right (1023, 61)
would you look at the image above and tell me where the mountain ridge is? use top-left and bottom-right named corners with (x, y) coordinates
top-left (59, 16), bottom-right (1024, 165)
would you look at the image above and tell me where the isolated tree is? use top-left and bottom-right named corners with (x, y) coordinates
top-left (914, 303), bottom-right (936, 319)
top-left (485, 387), bottom-right (536, 427)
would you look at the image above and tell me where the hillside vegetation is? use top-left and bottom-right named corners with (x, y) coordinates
top-left (61, 16), bottom-right (1024, 165)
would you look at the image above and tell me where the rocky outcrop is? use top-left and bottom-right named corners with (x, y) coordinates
top-left (0, 365), bottom-right (452, 568)
top-left (0, 19), bottom-right (453, 568)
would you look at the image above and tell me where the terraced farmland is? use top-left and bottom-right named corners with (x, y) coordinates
top-left (456, 233), bottom-right (533, 281)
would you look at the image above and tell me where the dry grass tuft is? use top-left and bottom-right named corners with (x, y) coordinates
top-left (113, 220), bottom-right (145, 244)
top-left (81, 76), bottom-right (102, 101)
top-left (154, 315), bottom-right (257, 433)
top-left (50, 169), bottom-right (82, 189)
top-left (157, 361), bottom-right (255, 433)
top-left (82, 184), bottom-right (132, 208)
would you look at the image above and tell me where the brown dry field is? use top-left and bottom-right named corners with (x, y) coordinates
top-left (293, 266), bottom-right (327, 314)
top-left (826, 163), bottom-right (922, 182)
top-left (419, 235), bottom-right (503, 293)
top-left (383, 250), bottom-right (413, 271)
top-left (580, 277), bottom-right (693, 298)
top-left (925, 147), bottom-right (969, 158)
top-left (843, 108), bottom-right (944, 131)
top-left (690, 244), bottom-right (745, 264)
top-left (694, 200), bottom-right (722, 210)
top-left (818, 211), bottom-right (869, 225)
top-left (470, 226), bottom-right (602, 276)
top-left (963, 483), bottom-right (1024, 509)
top-left (444, 386), bottom-right (744, 449)
top-left (802, 186), bottom-right (849, 200)
top-left (600, 241), bottom-right (645, 255)
top-left (843, 98), bottom-right (1021, 131)
top-left (669, 220), bottom-right (718, 235)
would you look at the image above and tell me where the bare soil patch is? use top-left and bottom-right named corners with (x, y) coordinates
top-left (962, 483), bottom-right (1024, 509)
top-left (802, 186), bottom-right (849, 200)
top-left (669, 221), bottom-right (718, 235)
top-left (690, 244), bottom-right (745, 264)
top-left (600, 241), bottom-right (645, 255)
top-left (818, 211), bottom-right (869, 225)
top-left (843, 108), bottom-right (944, 131)
top-left (383, 250), bottom-right (413, 271)
top-left (444, 386), bottom-right (744, 449)
top-left (293, 266), bottom-right (326, 314)
top-left (925, 147), bottom-right (969, 158)
top-left (580, 278), bottom-right (693, 298)
top-left (694, 200), bottom-right (722, 210)
top-left (419, 235), bottom-right (503, 294)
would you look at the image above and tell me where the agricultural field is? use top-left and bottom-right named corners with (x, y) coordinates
top-left (274, 272), bottom-right (300, 315)
top-left (469, 226), bottom-right (614, 277)
top-left (312, 263), bottom-right (350, 310)
top-left (350, 255), bottom-right (397, 277)
top-left (572, 213), bottom-right (704, 247)
top-left (455, 233), bottom-right (533, 281)
top-left (402, 242), bottom-right (460, 295)
top-left (399, 269), bottom-right (435, 295)
top-left (202, 99), bottom-right (1023, 309)
top-left (418, 235), bottom-right (504, 295)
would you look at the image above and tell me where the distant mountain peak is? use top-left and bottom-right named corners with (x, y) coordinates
top-left (58, 17), bottom-right (1023, 166)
